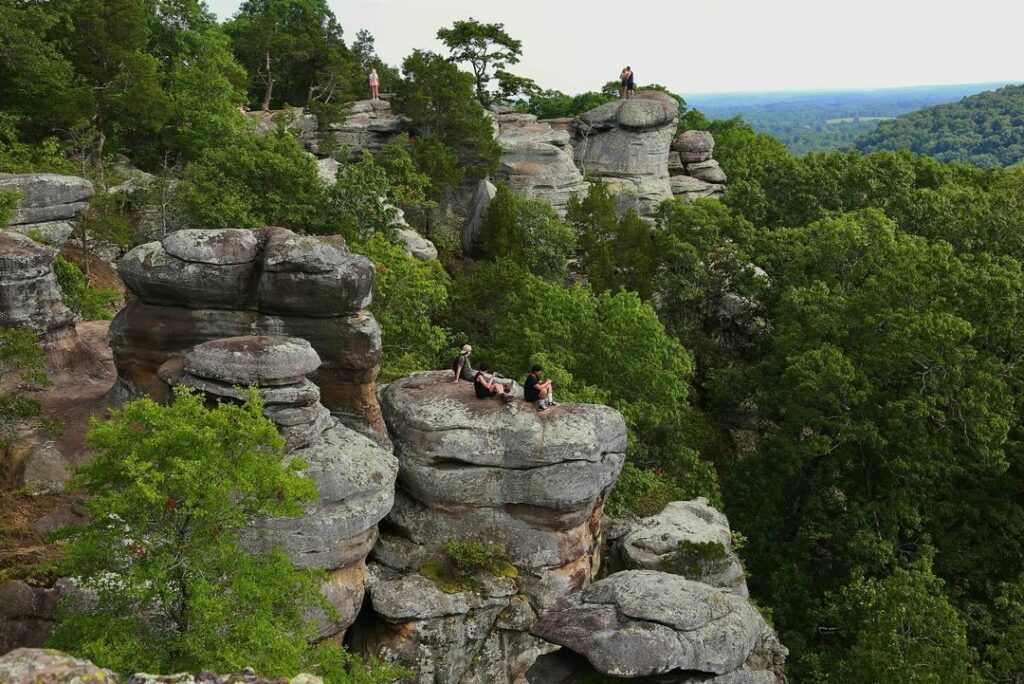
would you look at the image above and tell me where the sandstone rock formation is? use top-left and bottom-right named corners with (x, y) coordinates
top-left (669, 131), bottom-right (727, 202)
top-left (0, 173), bottom-right (94, 246)
top-left (109, 227), bottom-right (386, 435)
top-left (0, 581), bottom-right (64, 654)
top-left (462, 179), bottom-right (497, 256)
top-left (605, 498), bottom-right (748, 597)
top-left (529, 570), bottom-right (785, 684)
top-left (572, 92), bottom-right (679, 217)
top-left (308, 99), bottom-right (407, 161)
top-left (351, 370), bottom-right (627, 684)
top-left (158, 334), bottom-right (398, 640)
top-left (0, 231), bottom-right (77, 342)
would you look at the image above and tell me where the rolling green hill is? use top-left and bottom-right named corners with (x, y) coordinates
top-left (856, 83), bottom-right (1024, 166)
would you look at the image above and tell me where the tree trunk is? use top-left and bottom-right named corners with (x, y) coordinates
top-left (261, 50), bottom-right (274, 111)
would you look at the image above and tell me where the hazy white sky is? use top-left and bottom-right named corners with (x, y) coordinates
top-left (205, 0), bottom-right (1024, 95)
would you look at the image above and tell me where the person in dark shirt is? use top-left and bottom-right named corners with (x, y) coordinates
top-left (475, 363), bottom-right (513, 403)
top-left (625, 66), bottom-right (635, 99)
top-left (452, 344), bottom-right (476, 383)
top-left (523, 364), bottom-right (557, 411)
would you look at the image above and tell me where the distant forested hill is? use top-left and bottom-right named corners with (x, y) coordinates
top-left (687, 83), bottom-right (1014, 155)
top-left (856, 84), bottom-right (1024, 167)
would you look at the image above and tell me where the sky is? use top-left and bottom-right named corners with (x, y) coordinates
top-left (205, 0), bottom-right (1024, 95)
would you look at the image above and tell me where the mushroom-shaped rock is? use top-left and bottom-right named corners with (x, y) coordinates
top-left (118, 229), bottom-right (260, 309)
top-left (257, 228), bottom-right (375, 316)
top-left (0, 231), bottom-right (76, 341)
top-left (617, 498), bottom-right (748, 596)
top-left (532, 571), bottom-right (774, 679)
top-left (674, 130), bottom-right (716, 163)
top-left (183, 335), bottom-right (321, 387)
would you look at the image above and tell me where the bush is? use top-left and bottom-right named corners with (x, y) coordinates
top-left (0, 327), bottom-right (50, 448)
top-left (605, 461), bottom-right (684, 518)
top-left (51, 255), bottom-right (120, 321)
top-left (420, 539), bottom-right (517, 594)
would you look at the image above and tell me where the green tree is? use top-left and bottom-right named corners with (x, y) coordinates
top-left (435, 18), bottom-right (523, 104)
top-left (393, 50), bottom-right (501, 198)
top-left (0, 327), bottom-right (49, 449)
top-left (480, 183), bottom-right (576, 281)
top-left (350, 234), bottom-right (450, 381)
top-left (49, 388), bottom-right (326, 675)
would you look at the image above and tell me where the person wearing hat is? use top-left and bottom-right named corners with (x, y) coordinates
top-left (452, 344), bottom-right (477, 383)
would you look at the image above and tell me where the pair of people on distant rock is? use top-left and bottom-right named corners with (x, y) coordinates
top-left (452, 345), bottom-right (557, 410)
top-left (619, 66), bottom-right (635, 99)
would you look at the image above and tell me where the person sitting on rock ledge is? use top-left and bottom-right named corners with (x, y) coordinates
top-left (524, 364), bottom-right (557, 411)
top-left (475, 363), bottom-right (514, 404)
top-left (453, 344), bottom-right (476, 383)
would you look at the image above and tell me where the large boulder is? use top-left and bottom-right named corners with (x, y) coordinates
top-left (111, 227), bottom-right (385, 434)
top-left (0, 231), bottom-right (77, 342)
top-left (0, 648), bottom-right (118, 684)
top-left (0, 174), bottom-right (94, 227)
top-left (572, 92), bottom-right (678, 217)
top-left (531, 570), bottom-right (785, 682)
top-left (462, 179), bottom-right (497, 256)
top-left (353, 371), bottom-right (627, 684)
top-left (608, 499), bottom-right (748, 597)
top-left (493, 142), bottom-right (589, 218)
top-left (673, 130), bottom-right (716, 164)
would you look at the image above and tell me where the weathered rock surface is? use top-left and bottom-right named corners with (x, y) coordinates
top-left (494, 142), bottom-right (588, 218)
top-left (572, 92), bottom-right (678, 217)
top-left (531, 570), bottom-right (784, 682)
top-left (0, 231), bottom-right (77, 342)
top-left (391, 207), bottom-right (437, 262)
top-left (111, 227), bottom-right (385, 434)
top-left (670, 174), bottom-right (726, 201)
top-left (686, 159), bottom-right (728, 184)
top-left (0, 174), bottom-right (94, 227)
top-left (309, 100), bottom-right (407, 161)
top-left (0, 648), bottom-right (117, 683)
top-left (674, 130), bottom-right (716, 164)
top-left (0, 582), bottom-right (63, 653)
top-left (158, 335), bottom-right (398, 639)
top-left (462, 179), bottom-right (497, 256)
top-left (608, 499), bottom-right (748, 597)
top-left (353, 370), bottom-right (626, 684)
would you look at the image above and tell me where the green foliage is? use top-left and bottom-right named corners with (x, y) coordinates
top-left (659, 539), bottom-right (732, 582)
top-left (524, 89), bottom-right (616, 120)
top-left (605, 461), bottom-right (683, 518)
top-left (421, 540), bottom-right (517, 594)
top-left (327, 152), bottom-right (399, 241)
top-left (349, 234), bottom-right (450, 382)
top-left (393, 50), bottom-right (501, 198)
top-left (858, 84), bottom-right (1024, 167)
top-left (0, 114), bottom-right (75, 174)
top-left (481, 183), bottom-right (576, 281)
top-left (48, 388), bottom-right (330, 676)
top-left (177, 129), bottom-right (325, 231)
top-left (51, 255), bottom-right (120, 321)
top-left (436, 18), bottom-right (523, 104)
top-left (814, 559), bottom-right (982, 684)
top-left (0, 327), bottom-right (49, 449)
top-left (0, 190), bottom-right (17, 225)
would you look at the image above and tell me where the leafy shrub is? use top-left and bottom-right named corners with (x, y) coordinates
top-left (51, 255), bottom-right (120, 321)
top-left (658, 539), bottom-right (732, 581)
top-left (0, 327), bottom-right (50, 448)
top-left (605, 461), bottom-right (683, 518)
top-left (420, 539), bottom-right (517, 594)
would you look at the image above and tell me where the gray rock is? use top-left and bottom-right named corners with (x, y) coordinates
top-left (671, 175), bottom-right (726, 201)
top-left (6, 221), bottom-right (75, 247)
top-left (462, 179), bottom-right (497, 256)
top-left (673, 130), bottom-right (716, 164)
top-left (317, 157), bottom-right (339, 185)
top-left (182, 335), bottom-right (321, 386)
top-left (0, 174), bottom-right (94, 226)
top-left (257, 228), bottom-right (375, 316)
top-left (161, 229), bottom-right (260, 265)
top-left (393, 227), bottom-right (438, 262)
top-left (494, 142), bottom-right (589, 217)
top-left (618, 499), bottom-right (748, 596)
top-left (686, 159), bottom-right (728, 184)
top-left (313, 99), bottom-right (407, 160)
top-left (532, 571), bottom-right (774, 678)
top-left (0, 648), bottom-right (118, 683)
top-left (0, 231), bottom-right (77, 341)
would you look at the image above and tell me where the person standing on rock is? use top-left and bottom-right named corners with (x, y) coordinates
top-left (368, 68), bottom-right (380, 101)
top-left (625, 66), bottom-right (635, 99)
top-left (619, 67), bottom-right (629, 99)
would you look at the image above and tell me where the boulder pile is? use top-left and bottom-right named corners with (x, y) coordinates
top-left (351, 370), bottom-right (627, 684)
top-left (669, 130), bottom-right (727, 202)
top-left (159, 334), bottom-right (398, 640)
top-left (109, 227), bottom-right (386, 435)
top-left (0, 173), bottom-right (93, 247)
top-left (0, 231), bottom-right (77, 343)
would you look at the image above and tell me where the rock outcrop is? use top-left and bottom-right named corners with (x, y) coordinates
top-left (571, 92), bottom-right (679, 217)
top-left (605, 498), bottom-right (748, 597)
top-left (351, 370), bottom-right (627, 684)
top-left (109, 227), bottom-right (386, 435)
top-left (0, 173), bottom-right (94, 246)
top-left (307, 99), bottom-right (407, 161)
top-left (668, 131), bottom-right (727, 202)
top-left (0, 581), bottom-right (64, 654)
top-left (159, 334), bottom-right (398, 640)
top-left (0, 231), bottom-right (77, 342)
top-left (529, 570), bottom-right (785, 684)
top-left (490, 108), bottom-right (588, 221)
top-left (461, 179), bottom-right (497, 256)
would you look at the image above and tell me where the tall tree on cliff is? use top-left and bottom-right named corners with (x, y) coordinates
top-left (225, 0), bottom-right (352, 110)
top-left (436, 18), bottom-right (525, 104)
